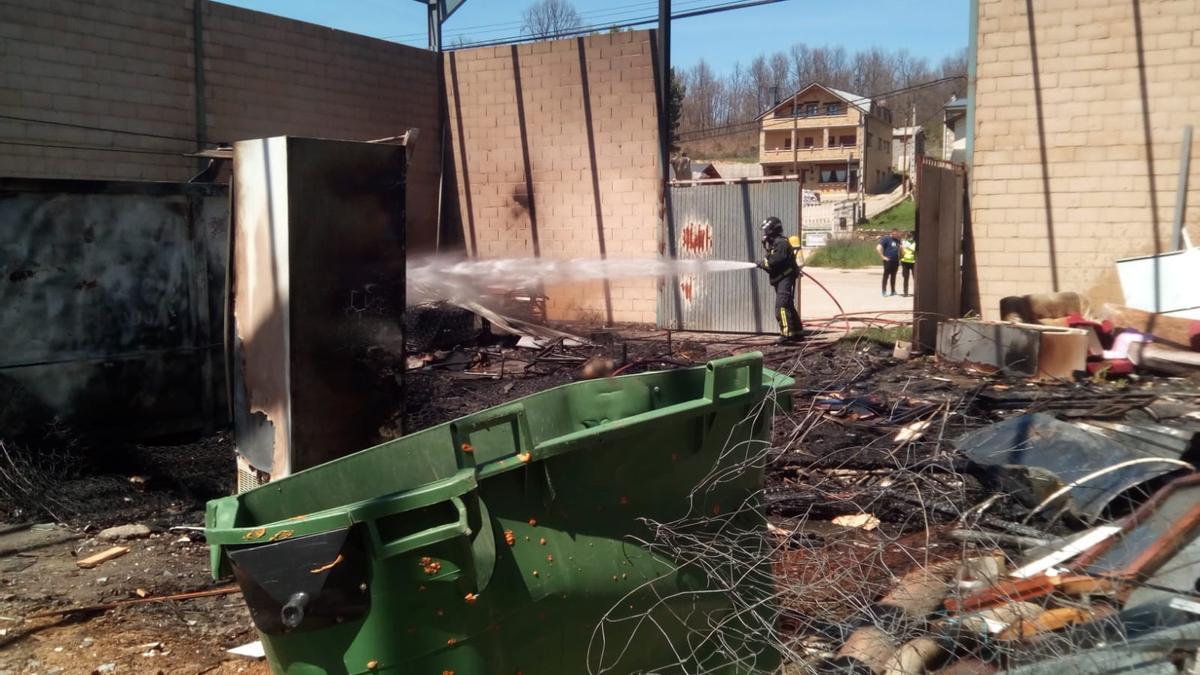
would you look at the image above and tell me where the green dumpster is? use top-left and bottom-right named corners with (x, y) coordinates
top-left (206, 353), bottom-right (793, 674)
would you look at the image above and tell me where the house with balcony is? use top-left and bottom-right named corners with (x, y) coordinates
top-left (756, 83), bottom-right (895, 194)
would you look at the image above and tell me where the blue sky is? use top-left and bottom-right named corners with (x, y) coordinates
top-left (218, 0), bottom-right (969, 74)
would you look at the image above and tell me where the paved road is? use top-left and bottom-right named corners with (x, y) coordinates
top-left (797, 266), bottom-right (914, 320)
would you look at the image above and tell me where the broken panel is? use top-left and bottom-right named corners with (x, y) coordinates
top-left (957, 413), bottom-right (1196, 523)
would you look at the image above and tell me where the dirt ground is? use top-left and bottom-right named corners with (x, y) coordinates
top-left (1, 327), bottom-right (772, 675)
top-left (1, 326), bottom-right (1195, 674)
top-left (0, 432), bottom-right (266, 675)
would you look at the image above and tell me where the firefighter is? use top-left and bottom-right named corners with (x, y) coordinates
top-left (757, 216), bottom-right (803, 344)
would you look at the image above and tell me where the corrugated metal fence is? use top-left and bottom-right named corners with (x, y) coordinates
top-left (659, 180), bottom-right (800, 332)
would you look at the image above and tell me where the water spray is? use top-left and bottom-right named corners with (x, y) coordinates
top-left (407, 255), bottom-right (758, 306)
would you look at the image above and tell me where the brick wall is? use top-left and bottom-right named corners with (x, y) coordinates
top-left (971, 0), bottom-right (1200, 317)
top-left (444, 31), bottom-right (662, 324)
top-left (0, 0), bottom-right (441, 251)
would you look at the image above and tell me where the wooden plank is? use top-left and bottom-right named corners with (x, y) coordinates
top-left (1099, 303), bottom-right (1200, 350)
top-left (936, 167), bottom-right (961, 323)
top-left (29, 585), bottom-right (240, 618)
top-left (77, 546), bottom-right (129, 569)
top-left (914, 158), bottom-right (967, 353)
top-left (1129, 342), bottom-right (1200, 375)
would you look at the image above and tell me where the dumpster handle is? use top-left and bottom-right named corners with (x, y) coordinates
top-left (367, 494), bottom-right (472, 560)
top-left (704, 352), bottom-right (763, 403)
top-left (450, 403), bottom-right (535, 470)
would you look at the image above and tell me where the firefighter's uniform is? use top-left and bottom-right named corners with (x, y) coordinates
top-left (759, 233), bottom-right (802, 341)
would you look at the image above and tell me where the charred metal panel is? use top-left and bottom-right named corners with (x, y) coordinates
top-left (232, 137), bottom-right (406, 479)
top-left (658, 181), bottom-right (798, 332)
top-left (936, 319), bottom-right (1089, 380)
top-left (0, 178), bottom-right (228, 438)
top-left (957, 414), bottom-right (1195, 523)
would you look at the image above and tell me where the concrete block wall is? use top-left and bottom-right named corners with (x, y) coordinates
top-left (0, 0), bottom-right (198, 180)
top-left (971, 0), bottom-right (1200, 317)
top-left (203, 3), bottom-right (440, 251)
top-left (0, 0), bottom-right (441, 251)
top-left (444, 31), bottom-right (662, 324)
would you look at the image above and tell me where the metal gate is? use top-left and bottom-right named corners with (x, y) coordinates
top-left (658, 180), bottom-right (799, 332)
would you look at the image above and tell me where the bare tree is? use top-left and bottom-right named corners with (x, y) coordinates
top-left (724, 62), bottom-right (757, 122)
top-left (850, 47), bottom-right (893, 99)
top-left (769, 52), bottom-right (792, 94)
top-left (811, 46), bottom-right (851, 90)
top-left (522, 0), bottom-right (583, 39)
top-left (679, 60), bottom-right (728, 129)
top-left (749, 56), bottom-right (774, 113)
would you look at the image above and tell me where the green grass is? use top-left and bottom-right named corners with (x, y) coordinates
top-left (859, 198), bottom-right (915, 232)
top-left (805, 239), bottom-right (880, 268)
top-left (838, 325), bottom-right (913, 347)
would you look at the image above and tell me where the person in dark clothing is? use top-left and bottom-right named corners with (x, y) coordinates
top-left (876, 228), bottom-right (901, 296)
top-left (757, 216), bottom-right (803, 343)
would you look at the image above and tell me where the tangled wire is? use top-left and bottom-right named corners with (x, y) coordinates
top-left (584, 333), bottom-right (1169, 674)
top-left (0, 421), bottom-right (87, 522)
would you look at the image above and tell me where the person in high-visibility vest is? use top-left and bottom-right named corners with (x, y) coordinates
top-left (757, 217), bottom-right (803, 344)
top-left (900, 231), bottom-right (916, 297)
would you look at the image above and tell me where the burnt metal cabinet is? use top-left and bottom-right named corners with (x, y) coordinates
top-left (231, 137), bottom-right (407, 483)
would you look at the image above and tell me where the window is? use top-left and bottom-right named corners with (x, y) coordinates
top-left (826, 103), bottom-right (841, 115)
top-left (805, 102), bottom-right (819, 116)
top-left (840, 135), bottom-right (856, 147)
top-left (819, 168), bottom-right (848, 183)
top-left (804, 136), bottom-right (814, 148)
top-left (784, 137), bottom-right (792, 150)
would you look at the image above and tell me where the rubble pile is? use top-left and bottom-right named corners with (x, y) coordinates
top-left (763, 319), bottom-right (1200, 673)
top-left (3, 299), bottom-right (1198, 673)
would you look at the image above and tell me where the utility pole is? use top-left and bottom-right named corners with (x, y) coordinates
top-left (904, 102), bottom-right (916, 193)
top-left (658, 0), bottom-right (671, 184)
top-left (658, 0), bottom-right (682, 328)
top-left (846, 152), bottom-right (853, 195)
top-left (858, 108), bottom-right (867, 221)
top-left (899, 109), bottom-right (909, 194)
top-left (791, 88), bottom-right (804, 323)
top-left (791, 88), bottom-right (801, 238)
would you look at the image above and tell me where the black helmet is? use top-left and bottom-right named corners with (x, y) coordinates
top-left (760, 216), bottom-right (783, 238)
